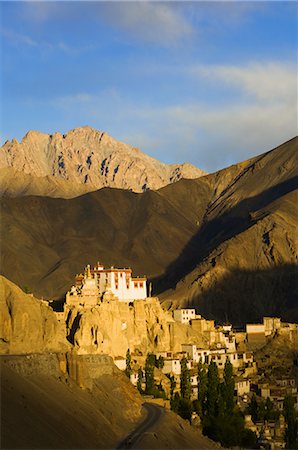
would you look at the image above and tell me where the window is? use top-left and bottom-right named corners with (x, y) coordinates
top-left (140, 282), bottom-right (143, 288)
top-left (134, 282), bottom-right (138, 288)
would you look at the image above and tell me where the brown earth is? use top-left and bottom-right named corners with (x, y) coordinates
top-left (0, 354), bottom-right (143, 449)
top-left (0, 137), bottom-right (297, 324)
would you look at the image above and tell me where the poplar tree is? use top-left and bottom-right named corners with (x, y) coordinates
top-left (125, 348), bottom-right (132, 378)
top-left (137, 368), bottom-right (143, 393)
top-left (145, 353), bottom-right (155, 394)
top-left (197, 363), bottom-right (208, 418)
top-left (284, 395), bottom-right (298, 449)
top-left (206, 360), bottom-right (219, 418)
top-left (180, 357), bottom-right (191, 400)
top-left (222, 359), bottom-right (235, 414)
top-left (249, 394), bottom-right (259, 422)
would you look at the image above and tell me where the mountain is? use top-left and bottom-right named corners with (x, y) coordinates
top-left (0, 137), bottom-right (297, 324)
top-left (0, 126), bottom-right (206, 195)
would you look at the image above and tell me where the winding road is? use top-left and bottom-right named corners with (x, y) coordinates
top-left (116, 402), bottom-right (164, 449)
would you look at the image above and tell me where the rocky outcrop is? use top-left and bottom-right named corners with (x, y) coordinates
top-left (66, 297), bottom-right (174, 356)
top-left (0, 276), bottom-right (69, 354)
top-left (0, 126), bottom-right (206, 195)
top-left (65, 296), bottom-right (210, 357)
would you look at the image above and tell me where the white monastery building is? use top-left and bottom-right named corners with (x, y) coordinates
top-left (66, 262), bottom-right (147, 306)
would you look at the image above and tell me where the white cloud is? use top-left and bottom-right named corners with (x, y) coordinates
top-left (47, 82), bottom-right (296, 171)
top-left (95, 2), bottom-right (194, 44)
top-left (191, 62), bottom-right (297, 102)
top-left (19, 1), bottom-right (194, 45)
top-left (1, 26), bottom-right (91, 55)
top-left (0, 27), bottom-right (38, 47)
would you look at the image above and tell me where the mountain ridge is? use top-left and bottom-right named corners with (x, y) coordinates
top-left (0, 126), bottom-right (206, 194)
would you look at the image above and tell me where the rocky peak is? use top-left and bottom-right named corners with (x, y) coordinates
top-left (0, 126), bottom-right (206, 193)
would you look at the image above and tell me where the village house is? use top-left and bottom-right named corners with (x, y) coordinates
top-left (235, 378), bottom-right (250, 397)
top-left (162, 357), bottom-right (192, 375)
top-left (173, 308), bottom-right (198, 324)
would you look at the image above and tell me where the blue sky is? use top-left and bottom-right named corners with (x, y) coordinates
top-left (1, 1), bottom-right (297, 172)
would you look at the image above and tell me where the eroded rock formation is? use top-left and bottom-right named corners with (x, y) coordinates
top-left (0, 276), bottom-right (69, 354)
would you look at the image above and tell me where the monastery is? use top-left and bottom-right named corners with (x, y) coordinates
top-left (66, 262), bottom-right (147, 307)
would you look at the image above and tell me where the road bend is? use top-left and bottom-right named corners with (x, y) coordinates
top-left (116, 402), bottom-right (164, 449)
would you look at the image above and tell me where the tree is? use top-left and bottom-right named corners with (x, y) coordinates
top-left (167, 374), bottom-right (176, 398)
top-left (248, 394), bottom-right (259, 422)
top-left (180, 357), bottom-right (191, 400)
top-left (144, 353), bottom-right (155, 394)
top-left (156, 355), bottom-right (164, 369)
top-left (284, 395), bottom-right (298, 449)
top-left (22, 285), bottom-right (31, 294)
top-left (222, 359), bottom-right (235, 414)
top-left (206, 361), bottom-right (219, 418)
top-left (170, 391), bottom-right (180, 413)
top-left (125, 348), bottom-right (132, 378)
top-left (137, 368), bottom-right (143, 393)
top-left (196, 363), bottom-right (208, 418)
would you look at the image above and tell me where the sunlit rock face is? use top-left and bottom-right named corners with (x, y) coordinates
top-left (0, 276), bottom-right (69, 354)
top-left (0, 126), bottom-right (206, 195)
top-left (66, 297), bottom-right (175, 356)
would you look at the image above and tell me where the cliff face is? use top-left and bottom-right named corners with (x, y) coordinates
top-left (0, 126), bottom-right (206, 195)
top-left (0, 276), bottom-right (69, 354)
top-left (66, 297), bottom-right (197, 356)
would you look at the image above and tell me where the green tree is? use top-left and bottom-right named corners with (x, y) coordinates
top-left (167, 374), bottom-right (176, 398)
top-left (206, 361), bottom-right (219, 418)
top-left (137, 368), bottom-right (143, 394)
top-left (147, 353), bottom-right (156, 366)
top-left (196, 363), bottom-right (208, 418)
top-left (284, 395), bottom-right (298, 449)
top-left (248, 394), bottom-right (259, 422)
top-left (170, 391), bottom-right (180, 413)
top-left (178, 398), bottom-right (193, 421)
top-left (22, 285), bottom-right (31, 294)
top-left (144, 353), bottom-right (155, 394)
top-left (222, 359), bottom-right (235, 414)
top-left (156, 355), bottom-right (164, 369)
top-left (264, 397), bottom-right (279, 421)
top-left (180, 357), bottom-right (191, 400)
top-left (125, 348), bottom-right (132, 378)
